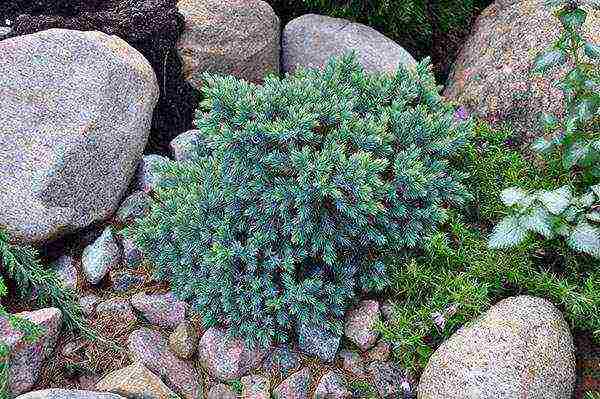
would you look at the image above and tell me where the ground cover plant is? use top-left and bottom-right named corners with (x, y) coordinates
top-left (127, 51), bottom-right (473, 348)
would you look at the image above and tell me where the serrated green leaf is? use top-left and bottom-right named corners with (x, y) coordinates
top-left (558, 8), bottom-right (587, 30)
top-left (538, 186), bottom-right (572, 214)
top-left (500, 187), bottom-right (529, 207)
top-left (584, 42), bottom-right (600, 59)
top-left (563, 142), bottom-right (590, 169)
top-left (489, 216), bottom-right (529, 249)
top-left (567, 222), bottom-right (600, 257)
top-left (532, 137), bottom-right (554, 153)
top-left (521, 206), bottom-right (554, 238)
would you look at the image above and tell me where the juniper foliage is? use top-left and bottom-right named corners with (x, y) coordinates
top-left (128, 52), bottom-right (473, 347)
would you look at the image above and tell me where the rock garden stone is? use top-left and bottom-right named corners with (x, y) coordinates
top-left (418, 295), bottom-right (576, 399)
top-left (198, 327), bottom-right (267, 381)
top-left (241, 374), bottom-right (270, 399)
top-left (169, 129), bottom-right (201, 161)
top-left (130, 291), bottom-right (187, 329)
top-left (344, 300), bottom-right (380, 351)
top-left (444, 0), bottom-right (600, 141)
top-left (96, 298), bottom-right (137, 324)
top-left (114, 191), bottom-right (152, 225)
top-left (52, 255), bottom-right (78, 291)
top-left (95, 362), bottom-right (177, 399)
top-left (110, 270), bottom-right (145, 293)
top-left (176, 0), bottom-right (280, 90)
top-left (367, 361), bottom-right (408, 399)
top-left (365, 341), bottom-right (391, 362)
top-left (79, 294), bottom-right (101, 316)
top-left (82, 227), bottom-right (122, 285)
top-left (134, 155), bottom-right (169, 193)
top-left (15, 390), bottom-right (126, 399)
top-left (314, 370), bottom-right (351, 399)
top-left (338, 350), bottom-right (367, 379)
top-left (128, 328), bottom-right (203, 399)
top-left (121, 237), bottom-right (143, 268)
top-left (0, 28), bottom-right (158, 245)
top-left (282, 14), bottom-right (416, 76)
top-left (207, 384), bottom-right (237, 399)
top-left (0, 27), bottom-right (12, 39)
top-left (3, 308), bottom-right (62, 395)
top-left (261, 345), bottom-right (302, 378)
top-left (297, 322), bottom-right (340, 363)
top-left (380, 300), bottom-right (395, 322)
top-left (272, 367), bottom-right (312, 399)
top-left (168, 320), bottom-right (198, 359)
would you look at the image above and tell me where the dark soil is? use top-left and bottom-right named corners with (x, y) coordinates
top-left (0, 0), bottom-right (200, 154)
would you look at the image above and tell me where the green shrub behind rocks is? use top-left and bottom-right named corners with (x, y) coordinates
top-left (128, 52), bottom-right (473, 347)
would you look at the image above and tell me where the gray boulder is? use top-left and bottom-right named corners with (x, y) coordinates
top-left (272, 367), bottom-right (312, 399)
top-left (52, 255), bottom-right (79, 291)
top-left (130, 292), bottom-right (188, 329)
top-left (114, 191), bottom-right (152, 225)
top-left (282, 14), bottom-right (416, 75)
top-left (82, 227), bottom-right (121, 285)
top-left (169, 129), bottom-right (201, 161)
top-left (134, 155), bottom-right (169, 193)
top-left (344, 299), bottom-right (380, 351)
top-left (0, 29), bottom-right (158, 245)
top-left (297, 322), bottom-right (340, 363)
top-left (176, 0), bottom-right (280, 90)
top-left (417, 295), bottom-right (576, 399)
top-left (314, 370), bottom-right (351, 399)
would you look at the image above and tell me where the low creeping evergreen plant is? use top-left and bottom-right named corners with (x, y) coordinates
top-left (128, 51), bottom-right (473, 347)
top-left (489, 0), bottom-right (600, 255)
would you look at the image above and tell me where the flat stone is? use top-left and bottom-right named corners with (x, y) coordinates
top-left (314, 370), bottom-right (351, 399)
top-left (241, 374), bottom-right (270, 399)
top-left (282, 14), bottom-right (416, 75)
top-left (96, 362), bottom-right (177, 399)
top-left (134, 155), bottom-right (170, 193)
top-left (168, 320), bottom-right (198, 359)
top-left (82, 227), bottom-right (122, 285)
top-left (15, 389), bottom-right (126, 399)
top-left (297, 322), bottom-right (340, 363)
top-left (272, 367), bottom-right (312, 399)
top-left (3, 308), bottom-right (63, 395)
top-left (130, 292), bottom-right (187, 329)
top-left (0, 29), bottom-right (158, 245)
top-left (128, 328), bottom-right (203, 399)
top-left (198, 327), bottom-right (267, 381)
top-left (344, 300), bottom-right (380, 351)
top-left (176, 0), bottom-right (280, 90)
top-left (96, 298), bottom-right (137, 324)
top-left (52, 255), bottom-right (78, 291)
top-left (114, 191), bottom-right (152, 225)
top-left (207, 384), bottom-right (237, 399)
top-left (417, 295), bottom-right (576, 399)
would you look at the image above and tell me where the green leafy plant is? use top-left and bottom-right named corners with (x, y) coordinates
top-left (489, 0), bottom-right (600, 255)
top-left (128, 51), bottom-right (473, 347)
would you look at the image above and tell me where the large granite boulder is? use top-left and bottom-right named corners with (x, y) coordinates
top-left (176, 0), bottom-right (280, 90)
top-left (0, 28), bottom-right (158, 245)
top-left (444, 0), bottom-right (600, 141)
top-left (282, 14), bottom-right (417, 75)
top-left (417, 296), bottom-right (576, 399)
top-left (95, 362), bottom-right (177, 399)
top-left (2, 308), bottom-right (63, 396)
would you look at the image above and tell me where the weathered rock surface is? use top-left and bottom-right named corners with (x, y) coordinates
top-left (338, 350), bottom-right (367, 379)
top-left (134, 155), bottom-right (169, 193)
top-left (15, 390), bottom-right (126, 399)
top-left (168, 320), bottom-right (198, 359)
top-left (130, 292), bottom-right (187, 329)
top-left (110, 270), bottom-right (145, 293)
top-left (272, 367), bottom-right (312, 399)
top-left (0, 28), bottom-right (158, 245)
top-left (444, 0), bottom-right (600, 141)
top-left (261, 345), bottom-right (302, 378)
top-left (297, 322), bottom-right (340, 363)
top-left (79, 294), bottom-right (101, 316)
top-left (198, 327), bottom-right (267, 381)
top-left (3, 308), bottom-right (63, 395)
top-left (344, 300), bottom-right (380, 351)
top-left (128, 328), bottom-right (203, 399)
top-left (82, 227), bottom-right (121, 285)
top-left (417, 295), bottom-right (576, 399)
top-left (121, 237), bottom-right (143, 268)
top-left (114, 191), bottom-right (152, 225)
top-left (52, 255), bottom-right (78, 291)
top-left (176, 0), bottom-right (280, 90)
top-left (169, 129), bottom-right (201, 161)
top-left (314, 370), bottom-right (351, 399)
top-left (241, 374), bottom-right (270, 399)
top-left (367, 361), bottom-right (408, 399)
top-left (282, 14), bottom-right (416, 75)
top-left (95, 362), bottom-right (177, 399)
top-left (207, 384), bottom-right (237, 399)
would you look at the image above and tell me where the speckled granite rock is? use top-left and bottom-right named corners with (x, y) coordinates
top-left (3, 308), bottom-right (63, 395)
top-left (198, 327), bottom-right (267, 381)
top-left (417, 295), bottom-right (576, 399)
top-left (96, 362), bottom-right (177, 399)
top-left (261, 345), bottom-right (302, 378)
top-left (134, 155), bottom-right (169, 193)
top-left (344, 300), bottom-right (380, 351)
top-left (128, 328), bottom-right (203, 399)
top-left (367, 361), bottom-right (410, 399)
top-left (176, 0), bottom-right (280, 90)
top-left (130, 292), bottom-right (188, 329)
top-left (272, 367), bottom-right (312, 399)
top-left (169, 129), bottom-right (201, 161)
top-left (314, 370), bottom-right (351, 399)
top-left (207, 384), bottom-right (237, 399)
top-left (79, 294), bottom-right (101, 316)
top-left (168, 320), bottom-right (198, 359)
top-left (114, 191), bottom-right (152, 225)
top-left (15, 390), bottom-right (126, 399)
top-left (297, 322), bottom-right (340, 363)
top-left (282, 14), bottom-right (416, 75)
top-left (82, 227), bottom-right (121, 285)
top-left (444, 0), bottom-right (600, 142)
top-left (0, 29), bottom-right (158, 245)
top-left (365, 341), bottom-right (391, 362)
top-left (338, 350), bottom-right (367, 379)
top-left (241, 374), bottom-right (270, 399)
top-left (110, 270), bottom-right (145, 293)
top-left (121, 237), bottom-right (143, 268)
top-left (52, 255), bottom-right (78, 291)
